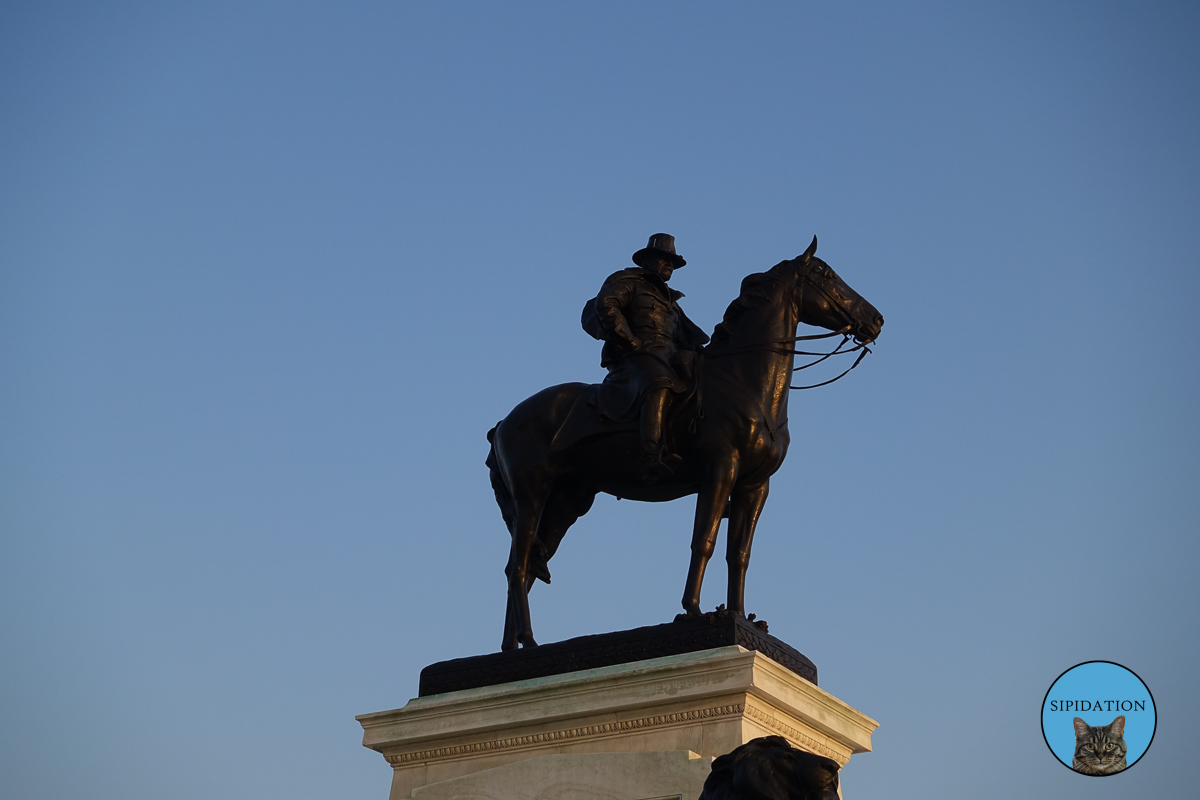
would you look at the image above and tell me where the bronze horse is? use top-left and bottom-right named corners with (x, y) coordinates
top-left (487, 238), bottom-right (883, 651)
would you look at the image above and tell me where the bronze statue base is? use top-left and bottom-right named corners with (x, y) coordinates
top-left (418, 610), bottom-right (817, 697)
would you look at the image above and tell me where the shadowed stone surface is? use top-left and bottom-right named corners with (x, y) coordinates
top-left (419, 613), bottom-right (817, 697)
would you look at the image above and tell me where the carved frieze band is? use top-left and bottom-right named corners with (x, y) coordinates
top-left (742, 706), bottom-right (848, 765)
top-left (385, 703), bottom-right (746, 766)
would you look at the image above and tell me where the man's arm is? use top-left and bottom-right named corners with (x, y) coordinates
top-left (595, 277), bottom-right (641, 350)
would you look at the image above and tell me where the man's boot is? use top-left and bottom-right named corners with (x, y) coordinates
top-left (640, 441), bottom-right (674, 486)
top-left (639, 387), bottom-right (677, 485)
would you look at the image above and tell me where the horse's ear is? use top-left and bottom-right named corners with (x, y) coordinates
top-left (799, 235), bottom-right (818, 264)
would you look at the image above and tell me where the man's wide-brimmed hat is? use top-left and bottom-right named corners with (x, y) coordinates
top-left (632, 233), bottom-right (686, 269)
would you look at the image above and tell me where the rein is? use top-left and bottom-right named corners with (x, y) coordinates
top-left (790, 343), bottom-right (871, 390)
top-left (704, 325), bottom-right (873, 390)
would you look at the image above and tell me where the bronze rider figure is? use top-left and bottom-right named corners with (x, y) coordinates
top-left (582, 233), bottom-right (710, 485)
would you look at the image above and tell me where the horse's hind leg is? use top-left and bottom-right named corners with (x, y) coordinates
top-left (501, 482), bottom-right (594, 651)
top-left (726, 479), bottom-right (769, 617)
top-left (502, 479), bottom-right (550, 651)
top-left (532, 482), bottom-right (596, 583)
top-left (502, 563), bottom-right (540, 648)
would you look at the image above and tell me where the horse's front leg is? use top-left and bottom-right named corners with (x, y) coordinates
top-left (726, 479), bottom-right (769, 617)
top-left (682, 456), bottom-right (737, 616)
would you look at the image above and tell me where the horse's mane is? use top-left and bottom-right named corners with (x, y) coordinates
top-left (706, 265), bottom-right (791, 352)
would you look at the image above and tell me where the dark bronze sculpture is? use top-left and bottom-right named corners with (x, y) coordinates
top-left (487, 235), bottom-right (883, 651)
top-left (699, 736), bottom-right (841, 800)
top-left (580, 233), bottom-right (710, 485)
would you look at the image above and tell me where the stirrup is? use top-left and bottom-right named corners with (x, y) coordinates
top-left (640, 444), bottom-right (678, 486)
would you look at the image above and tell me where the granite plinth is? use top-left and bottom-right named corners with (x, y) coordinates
top-left (418, 614), bottom-right (817, 697)
top-left (358, 646), bottom-right (877, 800)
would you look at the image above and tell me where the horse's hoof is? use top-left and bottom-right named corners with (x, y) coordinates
top-left (501, 638), bottom-right (518, 652)
top-left (518, 634), bottom-right (539, 649)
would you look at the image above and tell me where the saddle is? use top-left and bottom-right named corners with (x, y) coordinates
top-left (549, 366), bottom-right (702, 453)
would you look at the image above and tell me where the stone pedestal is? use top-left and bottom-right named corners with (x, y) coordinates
top-left (357, 646), bottom-right (877, 800)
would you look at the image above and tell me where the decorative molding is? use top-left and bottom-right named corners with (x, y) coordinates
top-left (385, 703), bottom-right (746, 766)
top-left (742, 706), bottom-right (848, 765)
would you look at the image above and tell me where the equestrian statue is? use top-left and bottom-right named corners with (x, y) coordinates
top-left (487, 234), bottom-right (884, 651)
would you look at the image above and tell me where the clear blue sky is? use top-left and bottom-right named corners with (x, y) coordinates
top-left (2, 2), bottom-right (1197, 798)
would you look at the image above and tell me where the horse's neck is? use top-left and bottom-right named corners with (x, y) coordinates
top-left (709, 289), bottom-right (797, 426)
top-left (734, 338), bottom-right (795, 426)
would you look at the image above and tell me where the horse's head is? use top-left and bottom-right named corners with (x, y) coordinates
top-left (792, 237), bottom-right (884, 344)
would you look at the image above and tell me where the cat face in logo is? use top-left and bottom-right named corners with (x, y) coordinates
top-left (1072, 715), bottom-right (1128, 775)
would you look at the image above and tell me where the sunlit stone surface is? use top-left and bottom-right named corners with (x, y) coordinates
top-left (357, 646), bottom-right (877, 799)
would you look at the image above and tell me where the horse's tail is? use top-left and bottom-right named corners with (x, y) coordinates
top-left (486, 423), bottom-right (517, 536)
